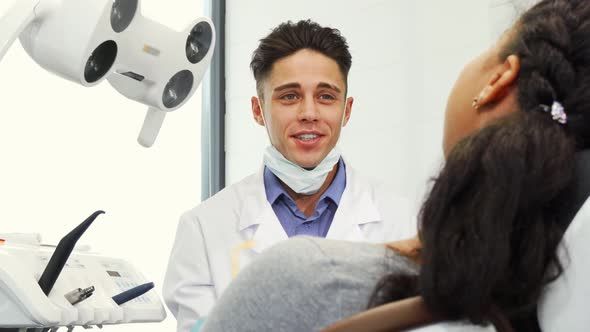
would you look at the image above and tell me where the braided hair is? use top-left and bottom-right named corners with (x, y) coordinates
top-left (370, 0), bottom-right (590, 329)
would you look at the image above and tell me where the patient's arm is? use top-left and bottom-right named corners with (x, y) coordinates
top-left (321, 296), bottom-right (441, 332)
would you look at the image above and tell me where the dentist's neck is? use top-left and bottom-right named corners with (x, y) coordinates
top-left (280, 163), bottom-right (339, 218)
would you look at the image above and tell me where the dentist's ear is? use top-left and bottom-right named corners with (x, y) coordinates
top-left (251, 96), bottom-right (266, 126)
top-left (342, 97), bottom-right (354, 127)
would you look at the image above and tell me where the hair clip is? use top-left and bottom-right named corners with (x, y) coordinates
top-left (540, 101), bottom-right (567, 124)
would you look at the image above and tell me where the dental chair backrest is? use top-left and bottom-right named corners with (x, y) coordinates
top-left (322, 150), bottom-right (590, 332)
top-left (537, 150), bottom-right (590, 331)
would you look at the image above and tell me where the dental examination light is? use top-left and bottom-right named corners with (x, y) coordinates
top-left (0, 0), bottom-right (215, 147)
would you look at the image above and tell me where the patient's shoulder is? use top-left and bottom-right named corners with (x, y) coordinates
top-left (259, 236), bottom-right (385, 261)
top-left (201, 237), bottom-right (419, 332)
top-left (254, 236), bottom-right (418, 279)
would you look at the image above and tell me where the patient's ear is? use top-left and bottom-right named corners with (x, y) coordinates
top-left (475, 55), bottom-right (520, 108)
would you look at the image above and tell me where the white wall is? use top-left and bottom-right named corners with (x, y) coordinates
top-left (225, 0), bottom-right (522, 209)
top-left (0, 1), bottom-right (206, 331)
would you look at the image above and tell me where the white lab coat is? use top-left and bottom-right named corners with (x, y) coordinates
top-left (163, 164), bottom-right (415, 332)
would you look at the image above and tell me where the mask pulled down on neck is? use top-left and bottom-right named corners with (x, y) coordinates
top-left (263, 146), bottom-right (341, 195)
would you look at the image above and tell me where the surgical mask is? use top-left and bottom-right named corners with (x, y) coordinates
top-left (263, 145), bottom-right (341, 195)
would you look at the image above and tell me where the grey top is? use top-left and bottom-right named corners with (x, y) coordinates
top-left (200, 236), bottom-right (419, 332)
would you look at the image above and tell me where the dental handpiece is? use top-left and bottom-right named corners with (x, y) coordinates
top-left (112, 282), bottom-right (155, 305)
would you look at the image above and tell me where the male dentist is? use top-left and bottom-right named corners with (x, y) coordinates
top-left (163, 19), bottom-right (413, 332)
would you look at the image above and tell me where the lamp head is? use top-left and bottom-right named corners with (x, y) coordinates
top-left (1, 0), bottom-right (215, 147)
top-left (107, 15), bottom-right (215, 147)
top-left (19, 0), bottom-right (132, 86)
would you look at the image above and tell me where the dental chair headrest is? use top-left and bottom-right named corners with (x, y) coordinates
top-left (538, 150), bottom-right (590, 331)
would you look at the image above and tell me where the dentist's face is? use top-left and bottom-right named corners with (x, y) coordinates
top-left (252, 49), bottom-right (353, 169)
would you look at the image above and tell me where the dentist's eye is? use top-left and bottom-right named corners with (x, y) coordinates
top-left (319, 94), bottom-right (336, 101)
top-left (280, 93), bottom-right (298, 100)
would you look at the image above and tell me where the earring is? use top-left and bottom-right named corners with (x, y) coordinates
top-left (472, 97), bottom-right (480, 110)
top-left (473, 86), bottom-right (492, 110)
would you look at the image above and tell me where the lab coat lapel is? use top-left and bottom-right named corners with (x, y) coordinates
top-left (250, 205), bottom-right (288, 253)
top-left (238, 167), bottom-right (288, 253)
top-left (326, 166), bottom-right (383, 241)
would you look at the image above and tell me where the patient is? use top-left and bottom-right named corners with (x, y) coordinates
top-left (201, 0), bottom-right (590, 331)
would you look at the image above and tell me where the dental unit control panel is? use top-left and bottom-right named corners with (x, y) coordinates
top-left (0, 218), bottom-right (166, 330)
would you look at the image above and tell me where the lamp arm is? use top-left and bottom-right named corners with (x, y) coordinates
top-left (0, 0), bottom-right (39, 63)
top-left (137, 107), bottom-right (166, 148)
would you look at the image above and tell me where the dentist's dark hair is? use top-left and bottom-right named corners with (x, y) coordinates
top-left (250, 19), bottom-right (352, 97)
top-left (370, 0), bottom-right (590, 330)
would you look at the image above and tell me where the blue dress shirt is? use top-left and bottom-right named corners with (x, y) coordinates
top-left (263, 159), bottom-right (347, 237)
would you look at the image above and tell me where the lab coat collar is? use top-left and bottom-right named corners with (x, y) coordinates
top-left (237, 166), bottom-right (278, 231)
top-left (237, 166), bottom-right (287, 253)
top-left (238, 160), bottom-right (383, 252)
top-left (325, 164), bottom-right (383, 241)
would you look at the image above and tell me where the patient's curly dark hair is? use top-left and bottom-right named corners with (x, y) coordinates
top-left (370, 0), bottom-right (590, 330)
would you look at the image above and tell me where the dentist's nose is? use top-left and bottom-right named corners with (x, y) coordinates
top-left (298, 97), bottom-right (319, 122)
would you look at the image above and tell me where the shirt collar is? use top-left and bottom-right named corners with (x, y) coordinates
top-left (320, 158), bottom-right (346, 205)
top-left (263, 165), bottom-right (286, 204)
top-left (263, 158), bottom-right (347, 206)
